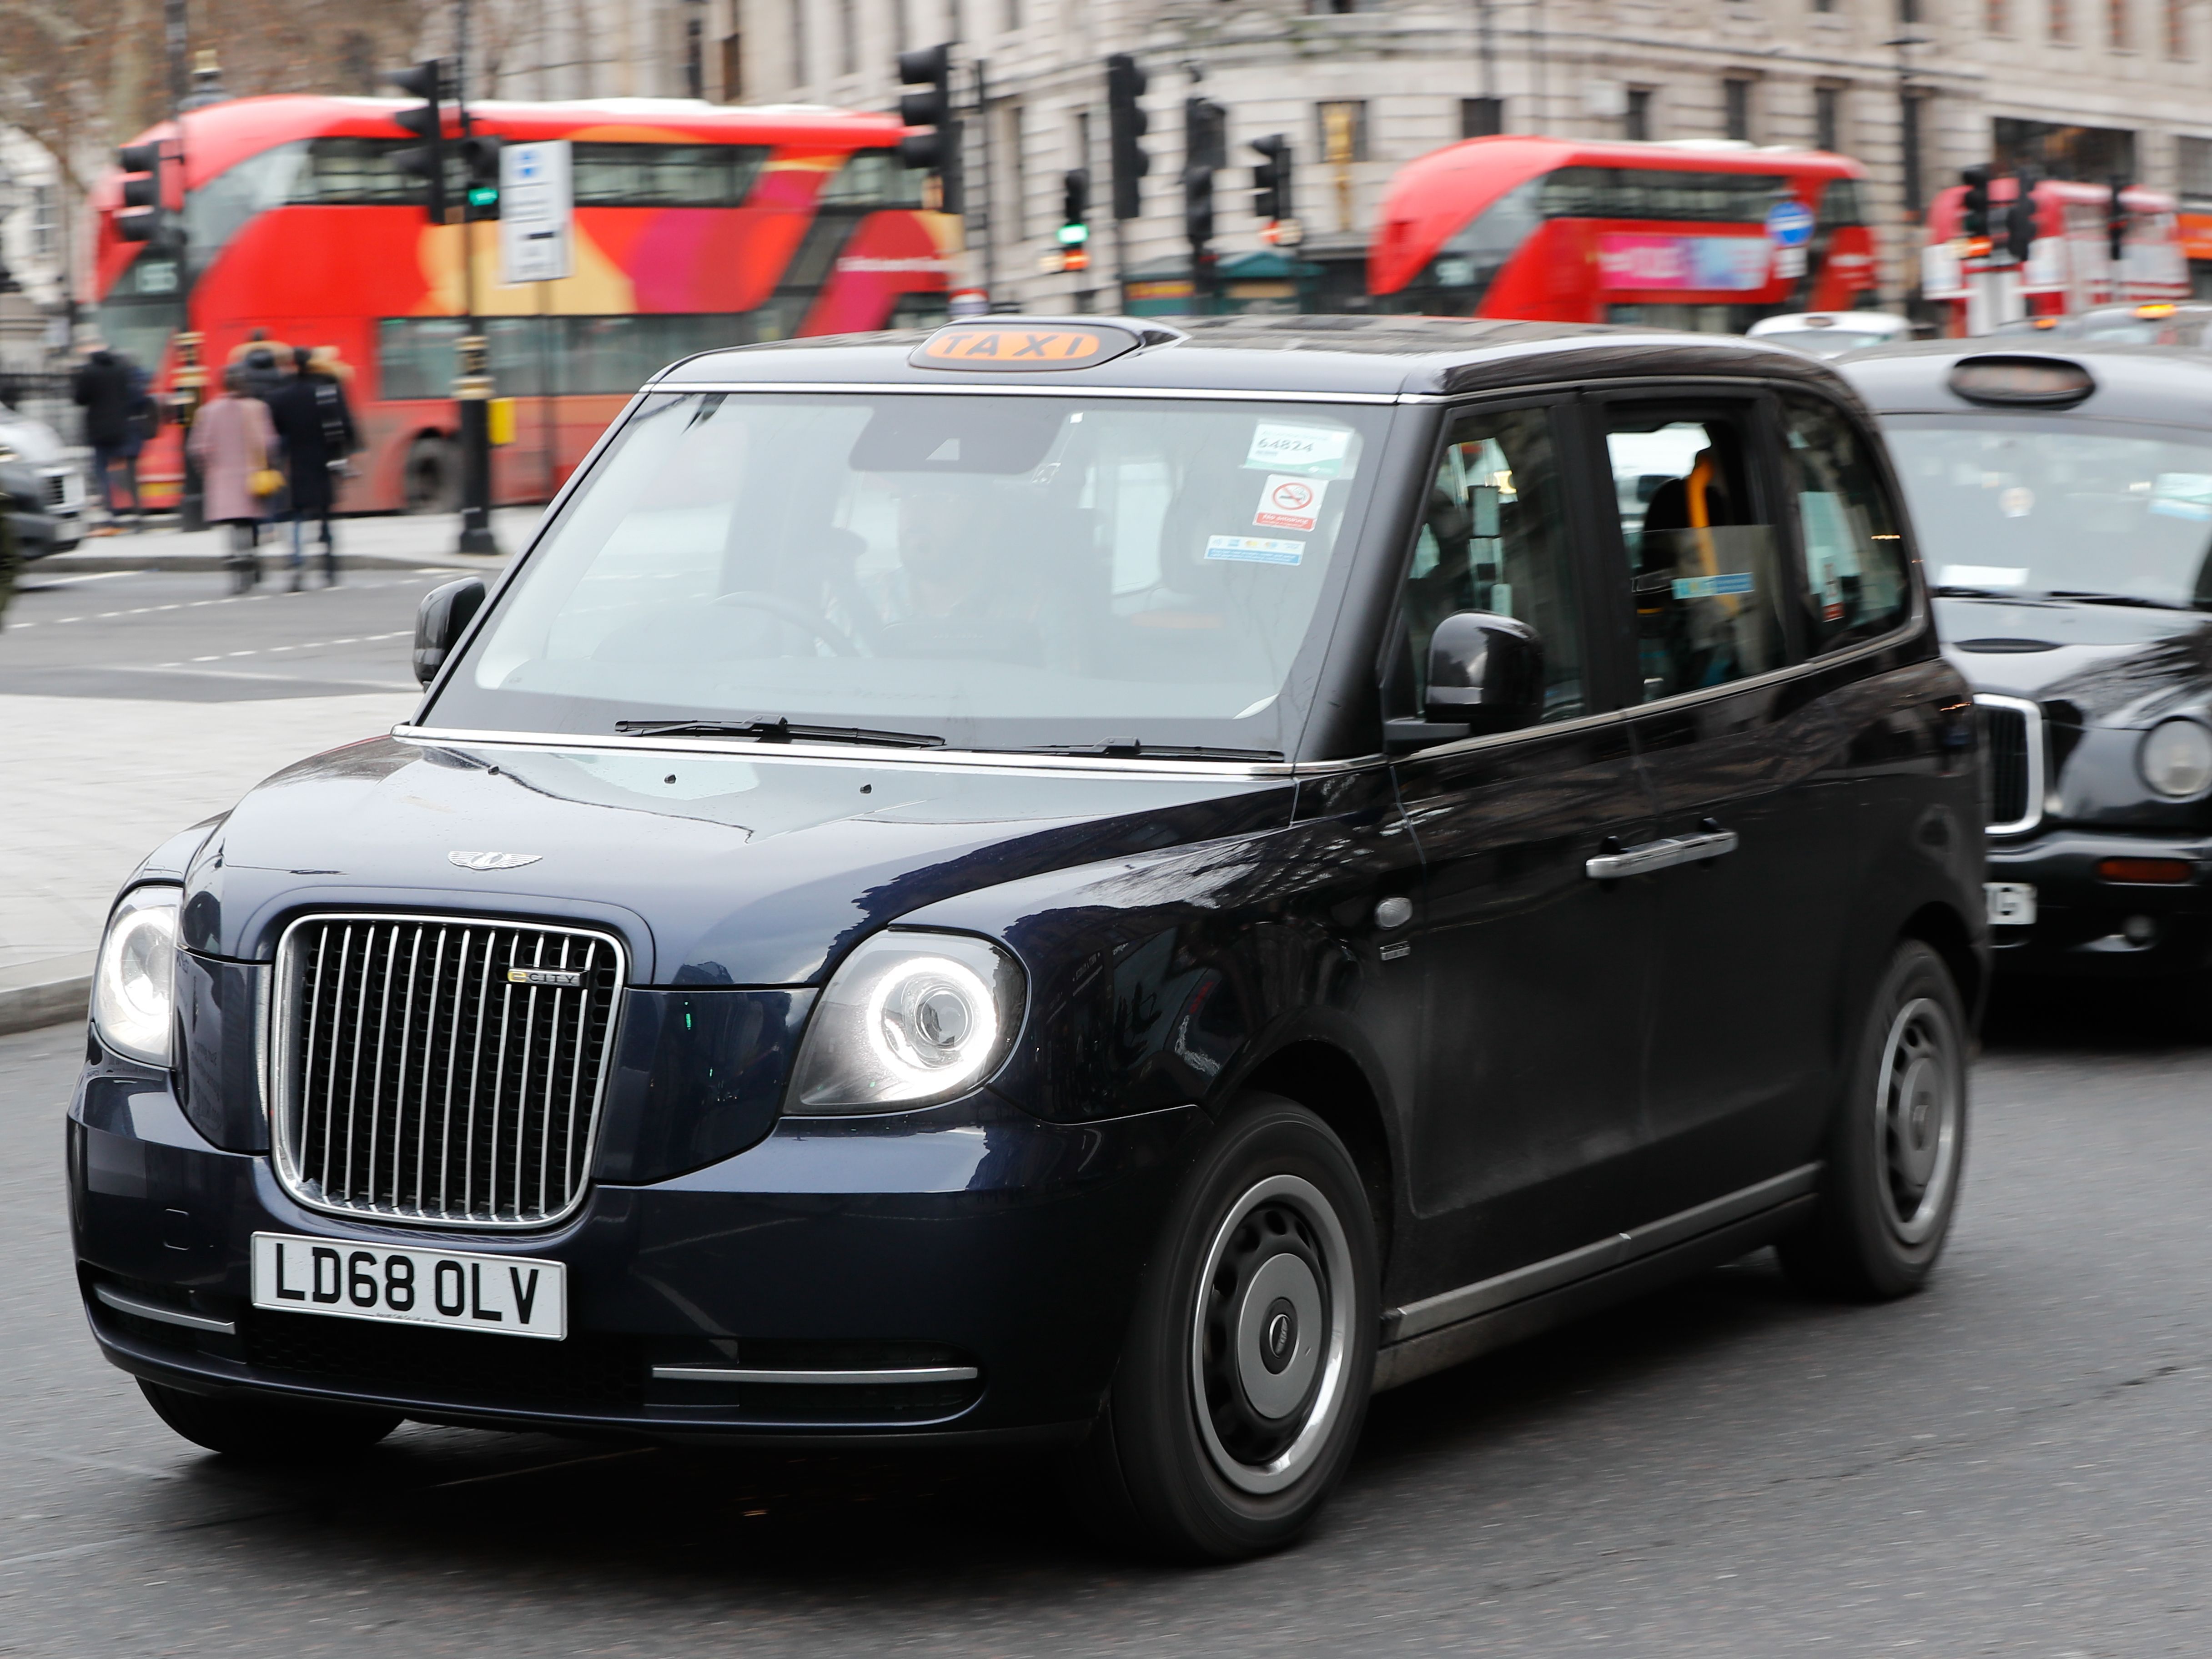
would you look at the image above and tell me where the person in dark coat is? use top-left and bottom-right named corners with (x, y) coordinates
top-left (266, 346), bottom-right (359, 588)
top-left (71, 345), bottom-right (145, 530)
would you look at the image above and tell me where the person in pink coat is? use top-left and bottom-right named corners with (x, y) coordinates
top-left (188, 364), bottom-right (279, 592)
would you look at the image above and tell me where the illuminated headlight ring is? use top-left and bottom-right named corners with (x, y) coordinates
top-left (92, 885), bottom-right (181, 1067)
top-left (789, 931), bottom-right (1026, 1114)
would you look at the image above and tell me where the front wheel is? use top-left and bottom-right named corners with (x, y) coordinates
top-left (138, 1380), bottom-right (401, 1463)
top-left (1781, 940), bottom-right (1970, 1300)
top-left (1066, 1094), bottom-right (1378, 1561)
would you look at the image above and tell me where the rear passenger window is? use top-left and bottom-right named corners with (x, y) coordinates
top-left (1402, 405), bottom-right (1585, 722)
top-left (1778, 393), bottom-right (1911, 650)
top-left (1603, 407), bottom-right (1789, 701)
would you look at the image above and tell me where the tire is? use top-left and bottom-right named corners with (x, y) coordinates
top-left (1065, 1093), bottom-right (1379, 1562)
top-left (138, 1380), bottom-right (401, 1463)
top-left (1780, 940), bottom-right (1969, 1300)
top-left (402, 435), bottom-right (457, 514)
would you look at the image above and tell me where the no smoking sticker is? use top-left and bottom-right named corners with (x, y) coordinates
top-left (1254, 473), bottom-right (1327, 532)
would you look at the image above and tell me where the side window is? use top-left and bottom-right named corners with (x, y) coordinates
top-left (1603, 405), bottom-right (1788, 701)
top-left (1401, 405), bottom-right (1585, 723)
top-left (1778, 392), bottom-right (1912, 650)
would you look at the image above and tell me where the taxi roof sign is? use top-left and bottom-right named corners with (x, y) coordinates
top-left (911, 321), bottom-right (1141, 372)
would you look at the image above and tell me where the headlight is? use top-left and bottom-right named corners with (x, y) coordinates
top-left (788, 932), bottom-right (1025, 1113)
top-left (91, 886), bottom-right (181, 1066)
top-left (2139, 719), bottom-right (2212, 799)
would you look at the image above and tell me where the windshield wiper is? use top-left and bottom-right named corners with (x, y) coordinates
top-left (2040, 590), bottom-right (2201, 611)
top-left (613, 717), bottom-right (944, 748)
top-left (1015, 740), bottom-right (1285, 762)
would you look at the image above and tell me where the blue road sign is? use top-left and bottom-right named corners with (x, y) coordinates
top-left (1766, 200), bottom-right (1815, 248)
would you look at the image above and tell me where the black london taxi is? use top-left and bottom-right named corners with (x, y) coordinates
top-left (70, 316), bottom-right (1984, 1561)
top-left (1840, 342), bottom-right (2212, 980)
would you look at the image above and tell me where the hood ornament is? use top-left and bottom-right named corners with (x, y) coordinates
top-left (448, 851), bottom-right (543, 872)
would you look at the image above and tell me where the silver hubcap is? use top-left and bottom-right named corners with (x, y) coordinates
top-left (1191, 1173), bottom-right (1355, 1496)
top-left (1876, 995), bottom-right (1961, 1246)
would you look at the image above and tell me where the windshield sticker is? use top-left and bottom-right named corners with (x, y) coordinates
top-left (1940, 564), bottom-right (2029, 588)
top-left (1206, 534), bottom-right (1305, 567)
top-left (2149, 473), bottom-right (2212, 522)
top-left (1999, 486), bottom-right (2034, 518)
top-left (1245, 423), bottom-right (1352, 477)
top-left (1253, 474), bottom-right (1327, 533)
top-left (1671, 573), bottom-right (1755, 600)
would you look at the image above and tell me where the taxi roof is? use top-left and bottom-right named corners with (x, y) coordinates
top-left (653, 314), bottom-right (1854, 401)
top-left (1840, 339), bottom-right (2212, 428)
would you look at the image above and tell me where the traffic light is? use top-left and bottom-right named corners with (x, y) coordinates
top-left (1251, 133), bottom-right (1292, 223)
top-left (1060, 169), bottom-right (1089, 245)
top-left (1106, 53), bottom-right (1149, 221)
top-left (116, 142), bottom-right (164, 244)
top-left (2107, 176), bottom-right (2130, 264)
top-left (2004, 174), bottom-right (2038, 263)
top-left (896, 43), bottom-right (963, 216)
top-left (388, 60), bottom-right (448, 224)
top-left (460, 133), bottom-right (502, 219)
top-left (1183, 96), bottom-right (1227, 251)
top-left (1960, 165), bottom-right (1991, 241)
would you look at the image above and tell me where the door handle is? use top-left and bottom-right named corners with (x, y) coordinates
top-left (1585, 828), bottom-right (1739, 880)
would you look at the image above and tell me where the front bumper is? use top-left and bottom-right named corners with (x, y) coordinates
top-left (1986, 827), bottom-right (2212, 977)
top-left (69, 1061), bottom-right (1202, 1444)
top-left (10, 506), bottom-right (81, 559)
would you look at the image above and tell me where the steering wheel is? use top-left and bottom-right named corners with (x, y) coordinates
top-left (712, 589), bottom-right (865, 657)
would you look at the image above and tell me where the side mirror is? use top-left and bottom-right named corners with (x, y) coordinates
top-left (1387, 611), bottom-right (1544, 750)
top-left (413, 578), bottom-right (486, 686)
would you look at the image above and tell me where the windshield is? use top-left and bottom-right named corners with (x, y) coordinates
top-left (1880, 413), bottom-right (2212, 608)
top-left (1753, 328), bottom-right (1893, 358)
top-left (431, 392), bottom-right (1390, 755)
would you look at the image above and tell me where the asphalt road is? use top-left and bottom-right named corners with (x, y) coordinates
top-left (5, 985), bottom-right (2210, 1657)
top-left (0, 562), bottom-right (462, 701)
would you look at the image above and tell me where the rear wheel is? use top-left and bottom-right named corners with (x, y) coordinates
top-left (1781, 940), bottom-right (1969, 1299)
top-left (402, 434), bottom-right (457, 513)
top-left (1065, 1094), bottom-right (1378, 1561)
top-left (138, 1380), bottom-right (401, 1463)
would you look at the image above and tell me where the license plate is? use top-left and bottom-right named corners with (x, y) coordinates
top-left (250, 1232), bottom-right (565, 1340)
top-left (1985, 881), bottom-right (2037, 926)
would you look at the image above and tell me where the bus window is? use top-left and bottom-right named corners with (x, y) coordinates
top-left (569, 144), bottom-right (769, 207)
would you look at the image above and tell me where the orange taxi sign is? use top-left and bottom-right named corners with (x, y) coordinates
top-left (911, 322), bottom-right (1138, 372)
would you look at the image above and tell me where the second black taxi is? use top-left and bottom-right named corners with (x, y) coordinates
top-left (70, 315), bottom-right (1983, 1561)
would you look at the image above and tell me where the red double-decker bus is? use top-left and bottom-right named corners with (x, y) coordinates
top-left (1366, 136), bottom-right (1878, 329)
top-left (91, 96), bottom-right (957, 512)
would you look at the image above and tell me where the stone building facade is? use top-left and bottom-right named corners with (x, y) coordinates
top-left (480, 0), bottom-right (2212, 313)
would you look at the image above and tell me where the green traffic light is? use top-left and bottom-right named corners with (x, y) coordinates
top-left (1057, 222), bottom-right (1089, 246)
top-left (468, 186), bottom-right (498, 208)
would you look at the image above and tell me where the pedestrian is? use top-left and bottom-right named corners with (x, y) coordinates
top-left (70, 341), bottom-right (146, 533)
top-left (188, 364), bottom-right (282, 593)
top-left (266, 345), bottom-right (359, 588)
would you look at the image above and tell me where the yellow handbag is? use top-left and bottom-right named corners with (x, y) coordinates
top-left (250, 466), bottom-right (285, 498)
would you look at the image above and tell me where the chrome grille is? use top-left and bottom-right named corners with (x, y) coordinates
top-left (272, 915), bottom-right (625, 1227)
top-left (1975, 694), bottom-right (2045, 837)
top-left (42, 471), bottom-right (66, 508)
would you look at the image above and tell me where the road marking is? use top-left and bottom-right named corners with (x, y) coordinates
top-left (151, 631), bottom-right (410, 670)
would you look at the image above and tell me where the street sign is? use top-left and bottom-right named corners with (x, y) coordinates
top-left (1765, 200), bottom-right (1815, 250)
top-left (499, 140), bottom-right (573, 285)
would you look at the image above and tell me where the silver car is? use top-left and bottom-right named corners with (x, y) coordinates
top-left (0, 404), bottom-right (86, 557)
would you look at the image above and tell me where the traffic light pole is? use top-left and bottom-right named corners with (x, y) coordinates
top-left (452, 2), bottom-right (499, 558)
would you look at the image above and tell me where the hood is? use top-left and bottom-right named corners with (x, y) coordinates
top-left (1936, 596), bottom-right (2212, 721)
top-left (180, 737), bottom-right (1294, 985)
top-left (0, 414), bottom-right (65, 467)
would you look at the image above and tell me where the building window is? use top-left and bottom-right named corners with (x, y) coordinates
top-left (2051, 0), bottom-right (2071, 42)
top-left (30, 184), bottom-right (55, 261)
top-left (1724, 79), bottom-right (1752, 141)
top-left (2179, 136), bottom-right (2212, 200)
top-left (2167, 0), bottom-right (2187, 53)
top-left (1813, 0), bottom-right (1833, 13)
top-left (789, 0), bottom-right (807, 87)
top-left (1987, 0), bottom-right (2008, 31)
top-left (837, 0), bottom-right (856, 75)
top-left (1897, 0), bottom-right (1920, 21)
top-left (1318, 101), bottom-right (1369, 163)
top-left (1461, 97), bottom-right (1503, 138)
top-left (1004, 0), bottom-right (1021, 28)
top-left (721, 31), bottom-right (743, 100)
top-left (1815, 85), bottom-right (1842, 152)
top-left (1625, 87), bottom-right (1653, 142)
top-left (2109, 0), bottom-right (2128, 45)
top-left (891, 0), bottom-right (908, 51)
top-left (685, 11), bottom-right (705, 97)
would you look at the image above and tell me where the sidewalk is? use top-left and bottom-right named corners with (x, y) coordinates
top-left (41, 505), bottom-right (541, 575)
